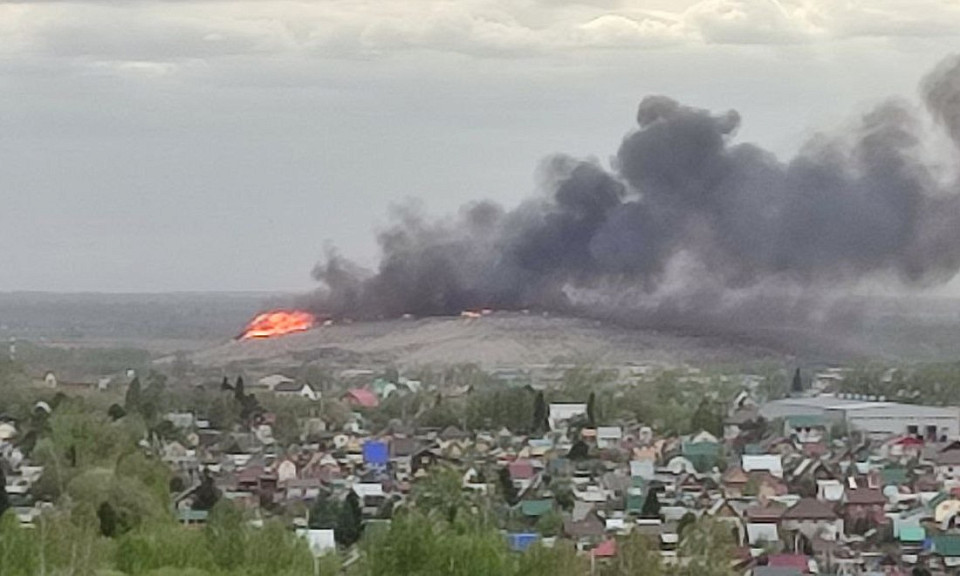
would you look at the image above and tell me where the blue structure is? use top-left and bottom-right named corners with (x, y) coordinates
top-left (363, 440), bottom-right (389, 466)
top-left (506, 533), bottom-right (539, 552)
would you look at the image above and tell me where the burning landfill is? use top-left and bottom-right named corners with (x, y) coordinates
top-left (238, 310), bottom-right (316, 340)
top-left (253, 55), bottom-right (960, 339)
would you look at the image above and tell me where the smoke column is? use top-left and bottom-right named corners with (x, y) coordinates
top-left (309, 55), bottom-right (960, 324)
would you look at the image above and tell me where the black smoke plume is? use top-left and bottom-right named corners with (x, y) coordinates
top-left (308, 56), bottom-right (960, 324)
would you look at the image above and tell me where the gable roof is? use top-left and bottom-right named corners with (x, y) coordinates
top-left (845, 487), bottom-right (886, 506)
top-left (938, 446), bottom-right (960, 466)
top-left (931, 534), bottom-right (960, 557)
top-left (509, 460), bottom-right (536, 480)
top-left (520, 499), bottom-right (554, 517)
top-left (274, 381), bottom-right (307, 393)
top-left (342, 388), bottom-right (379, 408)
top-left (782, 498), bottom-right (838, 521)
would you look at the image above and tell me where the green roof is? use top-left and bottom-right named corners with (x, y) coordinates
top-left (682, 442), bottom-right (720, 456)
top-left (743, 443), bottom-right (764, 455)
top-left (626, 493), bottom-right (645, 512)
top-left (932, 535), bottom-right (960, 557)
top-left (881, 467), bottom-right (909, 486)
top-left (521, 499), bottom-right (554, 518)
top-left (930, 492), bottom-right (951, 509)
top-left (786, 415), bottom-right (826, 428)
top-left (900, 526), bottom-right (926, 543)
top-left (177, 509), bottom-right (209, 523)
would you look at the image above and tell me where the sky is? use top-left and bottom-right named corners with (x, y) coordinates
top-left (2, 0), bottom-right (960, 293)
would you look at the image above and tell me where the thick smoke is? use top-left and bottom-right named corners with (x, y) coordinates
top-left (309, 55), bottom-right (960, 323)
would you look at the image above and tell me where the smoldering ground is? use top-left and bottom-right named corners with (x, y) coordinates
top-left (306, 55), bottom-right (960, 337)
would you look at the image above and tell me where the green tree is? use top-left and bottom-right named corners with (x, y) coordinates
top-left (336, 490), bottom-right (363, 547)
top-left (124, 376), bottom-right (142, 413)
top-left (193, 470), bottom-right (220, 511)
top-left (498, 467), bottom-right (519, 506)
top-left (98, 501), bottom-right (119, 537)
top-left (568, 439), bottom-right (590, 461)
top-left (677, 518), bottom-right (738, 576)
top-left (309, 492), bottom-right (341, 529)
top-left (641, 489), bottom-right (661, 519)
top-left (0, 468), bottom-right (9, 519)
top-left (205, 500), bottom-right (246, 571)
top-left (599, 532), bottom-right (663, 576)
top-left (532, 391), bottom-right (549, 434)
top-left (587, 391), bottom-right (597, 427)
top-left (413, 465), bottom-right (470, 524)
top-left (107, 403), bottom-right (126, 421)
top-left (792, 368), bottom-right (803, 395)
top-left (690, 398), bottom-right (722, 436)
top-left (535, 510), bottom-right (564, 537)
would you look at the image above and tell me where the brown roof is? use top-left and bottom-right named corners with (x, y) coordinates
top-left (746, 503), bottom-right (786, 522)
top-left (938, 447), bottom-right (960, 466)
top-left (782, 498), bottom-right (838, 521)
top-left (723, 466), bottom-right (750, 485)
top-left (563, 513), bottom-right (605, 539)
top-left (844, 487), bottom-right (886, 506)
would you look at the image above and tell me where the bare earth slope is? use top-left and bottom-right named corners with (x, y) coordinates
top-left (188, 313), bottom-right (788, 369)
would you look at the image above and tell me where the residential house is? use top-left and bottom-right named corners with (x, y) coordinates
top-left (275, 381), bottom-right (319, 401)
top-left (342, 389), bottom-right (379, 409)
top-left (549, 403), bottom-right (587, 431)
top-left (596, 427), bottom-right (623, 450)
top-left (843, 485), bottom-right (888, 534)
top-left (780, 498), bottom-right (842, 541)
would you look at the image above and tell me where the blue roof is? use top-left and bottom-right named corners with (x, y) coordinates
top-left (507, 533), bottom-right (540, 552)
top-left (363, 440), bottom-right (389, 465)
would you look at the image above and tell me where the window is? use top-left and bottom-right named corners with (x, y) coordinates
top-left (907, 425), bottom-right (919, 436)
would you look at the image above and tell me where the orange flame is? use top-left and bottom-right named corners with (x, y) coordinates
top-left (239, 310), bottom-right (316, 340)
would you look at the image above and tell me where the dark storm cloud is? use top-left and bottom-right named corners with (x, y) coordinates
top-left (310, 55), bottom-right (960, 320)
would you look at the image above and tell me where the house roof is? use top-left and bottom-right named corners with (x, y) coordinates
top-left (767, 554), bottom-right (809, 571)
top-left (782, 498), bottom-right (838, 521)
top-left (592, 539), bottom-right (617, 558)
top-left (845, 487), bottom-right (886, 506)
top-left (931, 534), bottom-right (960, 557)
top-left (564, 514), bottom-right (604, 539)
top-left (342, 388), bottom-right (379, 408)
top-left (723, 466), bottom-right (750, 485)
top-left (520, 499), bottom-right (554, 517)
top-left (509, 460), bottom-right (535, 480)
top-left (274, 381), bottom-right (306, 393)
top-left (747, 503), bottom-right (786, 522)
top-left (390, 437), bottom-right (419, 458)
top-left (785, 415), bottom-right (825, 428)
top-left (900, 526), bottom-right (926, 543)
top-left (937, 447), bottom-right (960, 466)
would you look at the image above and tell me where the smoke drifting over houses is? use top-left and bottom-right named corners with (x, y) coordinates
top-left (309, 55), bottom-right (960, 324)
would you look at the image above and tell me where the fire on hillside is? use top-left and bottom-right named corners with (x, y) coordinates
top-left (238, 310), bottom-right (316, 340)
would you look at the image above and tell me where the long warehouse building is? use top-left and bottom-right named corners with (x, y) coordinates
top-left (760, 394), bottom-right (960, 441)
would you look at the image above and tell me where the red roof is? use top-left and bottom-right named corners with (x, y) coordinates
top-left (509, 460), bottom-right (535, 480)
top-left (592, 539), bottom-right (617, 558)
top-left (894, 436), bottom-right (924, 447)
top-left (768, 554), bottom-right (809, 572)
top-left (342, 388), bottom-right (379, 408)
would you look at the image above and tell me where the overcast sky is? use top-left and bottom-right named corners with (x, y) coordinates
top-left (2, 0), bottom-right (960, 293)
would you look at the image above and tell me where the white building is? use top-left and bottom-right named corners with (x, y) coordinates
top-left (761, 394), bottom-right (960, 441)
top-left (548, 403), bottom-right (587, 431)
top-left (274, 381), bottom-right (319, 401)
